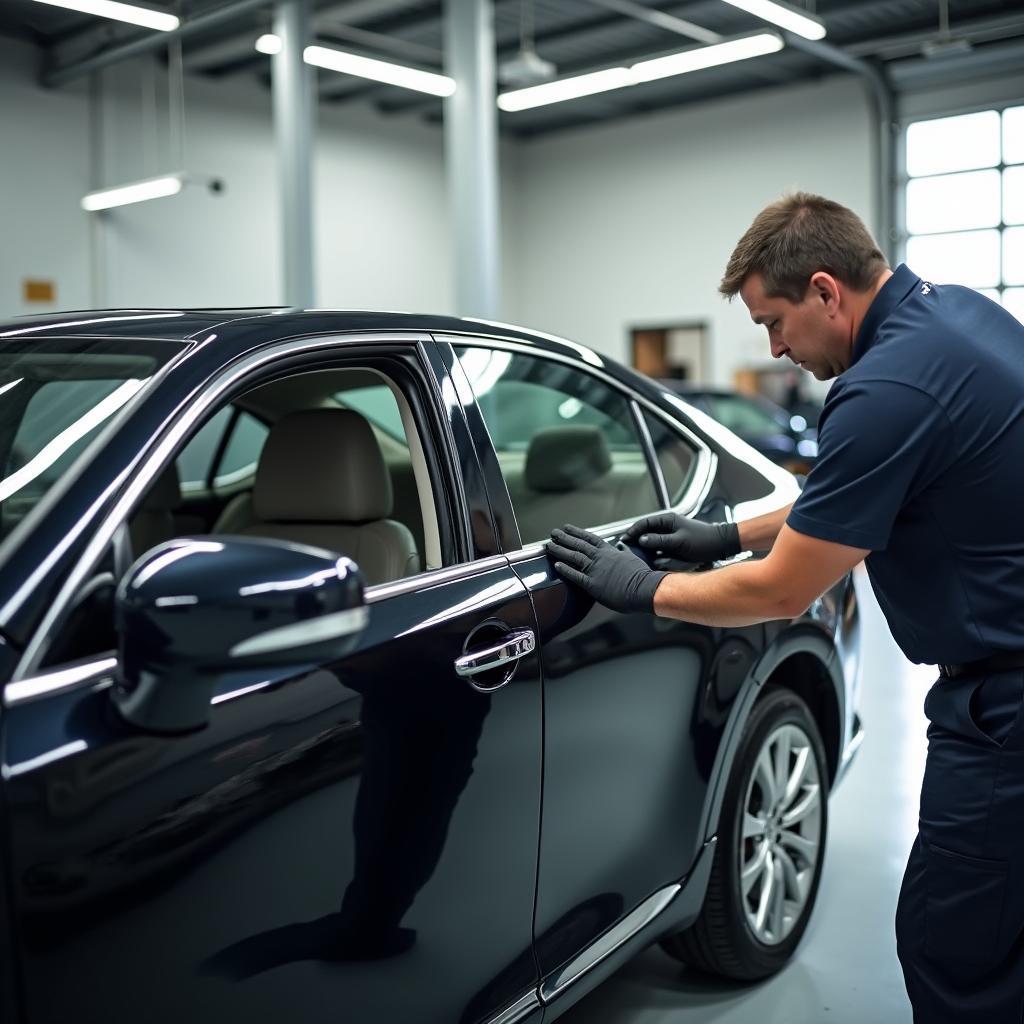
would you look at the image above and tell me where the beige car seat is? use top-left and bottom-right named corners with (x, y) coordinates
top-left (226, 408), bottom-right (419, 586)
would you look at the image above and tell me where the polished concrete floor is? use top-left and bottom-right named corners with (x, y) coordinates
top-left (565, 568), bottom-right (930, 1024)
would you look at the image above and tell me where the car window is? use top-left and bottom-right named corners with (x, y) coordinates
top-left (643, 411), bottom-right (699, 505)
top-left (455, 346), bottom-right (660, 546)
top-left (177, 408), bottom-right (269, 490)
top-left (708, 395), bottom-right (782, 435)
top-left (216, 412), bottom-right (269, 485)
top-left (335, 385), bottom-right (407, 444)
top-left (0, 341), bottom-right (178, 540)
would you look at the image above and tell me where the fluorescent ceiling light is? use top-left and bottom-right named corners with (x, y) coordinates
top-left (30, 0), bottom-right (178, 32)
top-left (81, 174), bottom-right (183, 212)
top-left (497, 67), bottom-right (634, 112)
top-left (255, 33), bottom-right (281, 55)
top-left (303, 44), bottom-right (455, 97)
top-left (632, 32), bottom-right (783, 82)
top-left (718, 0), bottom-right (826, 41)
top-left (499, 32), bottom-right (783, 111)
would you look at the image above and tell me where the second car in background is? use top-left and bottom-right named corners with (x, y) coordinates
top-left (660, 383), bottom-right (819, 476)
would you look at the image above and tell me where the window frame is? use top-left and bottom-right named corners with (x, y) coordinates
top-left (12, 333), bottom-right (485, 679)
top-left (897, 101), bottom-right (1024, 308)
top-left (437, 335), bottom-right (714, 558)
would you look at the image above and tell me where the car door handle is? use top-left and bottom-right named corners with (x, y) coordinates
top-left (454, 629), bottom-right (536, 678)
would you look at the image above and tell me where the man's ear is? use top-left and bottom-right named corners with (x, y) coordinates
top-left (809, 271), bottom-right (841, 315)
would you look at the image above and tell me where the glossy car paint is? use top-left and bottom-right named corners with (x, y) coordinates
top-left (0, 310), bottom-right (860, 1024)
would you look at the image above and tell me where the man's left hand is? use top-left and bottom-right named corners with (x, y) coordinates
top-left (547, 524), bottom-right (667, 614)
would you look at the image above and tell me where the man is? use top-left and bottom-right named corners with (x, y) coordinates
top-left (547, 192), bottom-right (1024, 1023)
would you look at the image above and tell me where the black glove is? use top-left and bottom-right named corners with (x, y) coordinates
top-left (622, 513), bottom-right (740, 564)
top-left (547, 524), bottom-right (667, 614)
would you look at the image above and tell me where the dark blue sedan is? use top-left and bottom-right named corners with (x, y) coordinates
top-left (0, 309), bottom-right (862, 1024)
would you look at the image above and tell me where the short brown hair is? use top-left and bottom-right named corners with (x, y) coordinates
top-left (719, 192), bottom-right (887, 302)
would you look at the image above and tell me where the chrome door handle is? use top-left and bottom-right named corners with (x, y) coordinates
top-left (454, 629), bottom-right (536, 678)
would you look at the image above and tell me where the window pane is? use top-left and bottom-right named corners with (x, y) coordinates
top-left (177, 405), bottom-right (231, 487)
top-left (217, 412), bottom-right (268, 483)
top-left (906, 111), bottom-right (1000, 177)
top-left (643, 411), bottom-right (698, 506)
top-left (337, 384), bottom-right (406, 442)
top-left (1004, 106), bottom-right (1024, 165)
top-left (977, 288), bottom-right (1001, 302)
top-left (455, 346), bottom-right (659, 545)
top-left (1005, 166), bottom-right (1024, 226)
top-left (906, 169), bottom-right (1000, 234)
top-left (906, 229), bottom-right (1000, 288)
top-left (1004, 228), bottom-right (1024, 286)
top-left (1004, 288), bottom-right (1024, 324)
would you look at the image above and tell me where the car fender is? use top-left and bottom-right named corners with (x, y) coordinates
top-left (695, 623), bottom-right (844, 851)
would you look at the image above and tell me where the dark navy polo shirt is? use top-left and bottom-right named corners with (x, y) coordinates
top-left (786, 263), bottom-right (1024, 665)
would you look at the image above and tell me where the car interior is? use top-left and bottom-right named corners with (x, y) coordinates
top-left (127, 366), bottom-right (444, 587)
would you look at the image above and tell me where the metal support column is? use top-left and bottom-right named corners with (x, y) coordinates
top-left (782, 33), bottom-right (897, 262)
top-left (444, 0), bottom-right (501, 318)
top-left (273, 0), bottom-right (315, 308)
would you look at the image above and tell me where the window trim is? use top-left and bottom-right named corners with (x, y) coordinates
top-left (436, 335), bottom-right (715, 559)
top-left (9, 332), bottom-right (472, 682)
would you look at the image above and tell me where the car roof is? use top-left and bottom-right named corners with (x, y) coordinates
top-left (0, 308), bottom-right (603, 362)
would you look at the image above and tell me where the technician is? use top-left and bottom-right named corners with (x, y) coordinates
top-left (547, 192), bottom-right (1024, 1023)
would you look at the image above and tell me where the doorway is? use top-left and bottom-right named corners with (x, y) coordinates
top-left (630, 323), bottom-right (709, 383)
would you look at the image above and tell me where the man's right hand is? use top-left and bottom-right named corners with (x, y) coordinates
top-left (622, 513), bottom-right (742, 564)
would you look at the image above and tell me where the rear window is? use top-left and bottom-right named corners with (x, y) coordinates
top-left (0, 338), bottom-right (181, 537)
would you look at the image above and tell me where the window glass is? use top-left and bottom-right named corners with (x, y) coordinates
top-left (0, 340), bottom-right (175, 539)
top-left (216, 412), bottom-right (268, 485)
top-left (906, 169), bottom-right (1000, 234)
top-left (176, 408), bottom-right (269, 488)
top-left (4, 378), bottom-right (125, 535)
top-left (1005, 167), bottom-right (1024, 226)
top-left (1004, 105), bottom-right (1024, 165)
top-left (1004, 228), bottom-right (1024, 287)
top-left (1003, 288), bottom-right (1024, 325)
top-left (176, 406), bottom-right (232, 487)
top-left (456, 346), bottom-right (659, 545)
top-left (906, 229), bottom-right (1000, 288)
top-left (906, 111), bottom-right (1000, 177)
top-left (643, 411), bottom-right (698, 506)
top-left (336, 385), bottom-right (407, 443)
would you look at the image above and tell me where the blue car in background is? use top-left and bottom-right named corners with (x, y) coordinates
top-left (660, 383), bottom-right (820, 476)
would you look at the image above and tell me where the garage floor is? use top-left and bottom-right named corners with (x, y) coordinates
top-left (564, 567), bottom-right (928, 1024)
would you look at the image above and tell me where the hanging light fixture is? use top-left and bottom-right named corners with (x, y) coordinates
top-left (30, 0), bottom-right (178, 32)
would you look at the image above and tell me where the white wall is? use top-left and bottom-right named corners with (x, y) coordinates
top-left (0, 39), bottom-right (92, 316)
top-left (508, 76), bottom-right (876, 387)
top-left (0, 37), bottom-right (521, 319)
top-left (0, 33), bottom-right (875, 397)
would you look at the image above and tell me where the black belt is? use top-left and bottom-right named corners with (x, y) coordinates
top-left (938, 651), bottom-right (1024, 680)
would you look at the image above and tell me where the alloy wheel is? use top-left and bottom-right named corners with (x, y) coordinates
top-left (738, 722), bottom-right (823, 945)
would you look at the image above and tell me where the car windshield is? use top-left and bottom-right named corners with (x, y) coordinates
top-left (0, 338), bottom-right (182, 538)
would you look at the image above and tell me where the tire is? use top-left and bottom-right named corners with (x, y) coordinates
top-left (661, 687), bottom-right (829, 980)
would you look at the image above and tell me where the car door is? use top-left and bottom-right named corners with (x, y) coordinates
top-left (0, 336), bottom-right (543, 1024)
top-left (437, 336), bottom-right (765, 991)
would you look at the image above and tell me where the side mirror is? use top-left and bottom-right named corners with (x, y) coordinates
top-left (112, 536), bottom-right (367, 734)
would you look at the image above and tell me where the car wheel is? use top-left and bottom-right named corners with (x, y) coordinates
top-left (660, 687), bottom-right (829, 980)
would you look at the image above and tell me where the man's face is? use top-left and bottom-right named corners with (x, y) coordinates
top-left (739, 272), bottom-right (849, 381)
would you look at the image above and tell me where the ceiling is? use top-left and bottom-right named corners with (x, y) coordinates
top-left (2, 0), bottom-right (1024, 136)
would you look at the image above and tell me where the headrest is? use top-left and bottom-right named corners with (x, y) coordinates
top-left (525, 426), bottom-right (612, 494)
top-left (142, 461), bottom-right (181, 511)
top-left (253, 409), bottom-right (393, 523)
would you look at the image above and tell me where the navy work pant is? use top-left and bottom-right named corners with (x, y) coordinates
top-left (896, 669), bottom-right (1024, 1022)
